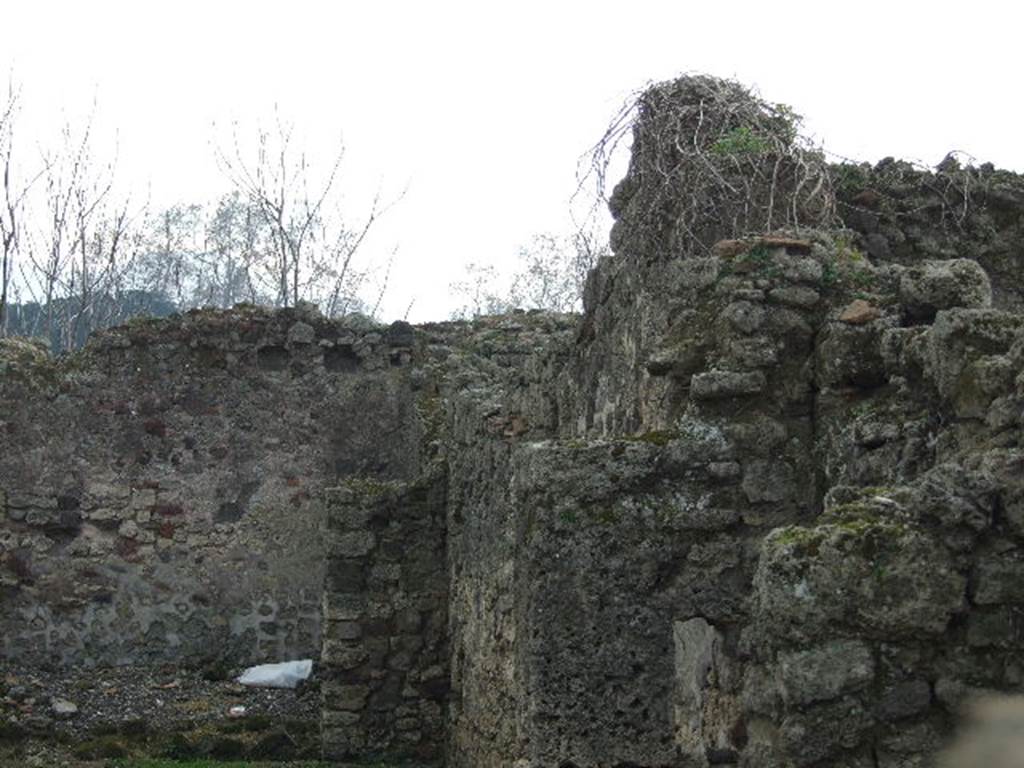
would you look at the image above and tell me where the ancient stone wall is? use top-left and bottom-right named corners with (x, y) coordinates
top-left (834, 157), bottom-right (1024, 311)
top-left (0, 306), bottom-right (423, 668)
top-left (321, 477), bottom-right (449, 762)
top-left (439, 75), bottom-right (1024, 767)
top-left (318, 311), bottom-right (575, 763)
top-left (2, 73), bottom-right (1023, 768)
top-left (440, 234), bottom-right (1024, 767)
top-left (438, 314), bottom-right (575, 765)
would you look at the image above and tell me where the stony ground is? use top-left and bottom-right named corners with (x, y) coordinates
top-left (0, 663), bottom-right (323, 765)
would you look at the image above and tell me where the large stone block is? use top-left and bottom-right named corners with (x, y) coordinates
top-left (754, 517), bottom-right (966, 643)
top-left (776, 640), bottom-right (875, 706)
top-left (691, 369), bottom-right (766, 399)
top-left (900, 259), bottom-right (992, 324)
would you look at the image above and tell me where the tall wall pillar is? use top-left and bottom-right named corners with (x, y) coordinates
top-left (321, 474), bottom-right (448, 762)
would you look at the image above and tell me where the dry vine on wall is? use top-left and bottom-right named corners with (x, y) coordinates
top-left (582, 74), bottom-right (838, 259)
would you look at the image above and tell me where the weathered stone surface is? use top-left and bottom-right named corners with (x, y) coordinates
top-left (5, 73), bottom-right (1024, 768)
top-left (899, 258), bottom-right (992, 323)
top-left (836, 157), bottom-right (1024, 311)
top-left (50, 697), bottom-right (79, 719)
top-left (839, 298), bottom-right (882, 324)
top-left (769, 285), bottom-right (820, 308)
top-left (972, 556), bottom-right (1024, 605)
top-left (926, 309), bottom-right (1024, 410)
top-left (691, 369), bottom-right (766, 399)
top-left (877, 680), bottom-right (933, 720)
top-left (817, 319), bottom-right (891, 389)
top-left (776, 640), bottom-right (875, 706)
top-left (778, 697), bottom-right (874, 766)
top-left (754, 517), bottom-right (967, 642)
top-left (321, 472), bottom-right (449, 761)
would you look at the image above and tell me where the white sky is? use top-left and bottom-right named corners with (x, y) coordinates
top-left (3, 0), bottom-right (1021, 322)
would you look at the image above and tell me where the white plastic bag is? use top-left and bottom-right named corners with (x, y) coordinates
top-left (236, 658), bottom-right (313, 689)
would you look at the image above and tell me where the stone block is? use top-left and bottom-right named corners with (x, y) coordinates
top-left (778, 697), bottom-right (873, 766)
top-left (130, 488), bottom-right (157, 511)
top-left (972, 557), bottom-right (1024, 605)
top-left (776, 640), bottom-right (875, 706)
top-left (724, 300), bottom-right (767, 334)
top-left (742, 460), bottom-right (795, 504)
top-left (323, 682), bottom-right (369, 711)
top-left (287, 321), bottom-right (316, 345)
top-left (327, 559), bottom-right (367, 592)
top-left (755, 520), bottom-right (966, 643)
top-left (325, 620), bottom-right (363, 641)
top-left (877, 680), bottom-right (933, 720)
top-left (324, 593), bottom-right (367, 621)
top-left (900, 259), bottom-right (992, 324)
top-left (769, 286), bottom-right (820, 309)
top-left (816, 320), bottom-right (890, 389)
top-left (331, 531), bottom-right (376, 558)
top-left (322, 641), bottom-right (369, 670)
top-left (691, 370), bottom-right (766, 400)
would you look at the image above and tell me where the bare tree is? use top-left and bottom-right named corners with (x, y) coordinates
top-left (132, 203), bottom-right (203, 307)
top-left (215, 110), bottom-right (386, 314)
top-left (448, 262), bottom-right (513, 319)
top-left (60, 194), bottom-right (142, 349)
top-left (0, 80), bottom-right (44, 337)
top-left (1, 99), bottom-right (394, 348)
top-left (507, 232), bottom-right (606, 313)
top-left (0, 81), bottom-right (18, 336)
top-left (450, 227), bottom-right (608, 319)
top-left (200, 191), bottom-right (267, 307)
top-left (17, 109), bottom-right (142, 348)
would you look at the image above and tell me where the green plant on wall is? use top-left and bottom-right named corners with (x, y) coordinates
top-left (743, 243), bottom-right (772, 265)
top-left (710, 125), bottom-right (772, 157)
top-left (817, 234), bottom-right (877, 293)
top-left (848, 267), bottom-right (875, 290)
top-left (832, 163), bottom-right (872, 197)
top-left (732, 243), bottom-right (782, 280)
top-left (769, 102), bottom-right (800, 145)
top-left (834, 233), bottom-right (866, 263)
top-left (821, 260), bottom-right (839, 289)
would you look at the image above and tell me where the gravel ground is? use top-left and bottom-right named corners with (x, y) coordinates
top-left (0, 662), bottom-right (322, 766)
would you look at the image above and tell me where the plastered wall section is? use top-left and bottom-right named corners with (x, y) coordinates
top-left (0, 307), bottom-right (421, 668)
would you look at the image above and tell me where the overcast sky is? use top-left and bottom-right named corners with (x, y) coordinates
top-left (3, 0), bottom-right (1020, 322)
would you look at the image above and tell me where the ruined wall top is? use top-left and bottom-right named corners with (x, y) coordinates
top-left (601, 75), bottom-right (1024, 308)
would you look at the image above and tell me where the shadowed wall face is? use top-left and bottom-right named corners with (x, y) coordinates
top-left (321, 478), bottom-right (449, 762)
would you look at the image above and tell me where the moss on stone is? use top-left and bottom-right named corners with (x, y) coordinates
top-left (768, 525), bottom-right (827, 556)
top-left (0, 337), bottom-right (61, 388)
top-left (768, 498), bottom-right (911, 560)
top-left (626, 430), bottom-right (679, 447)
top-left (72, 734), bottom-right (133, 759)
top-left (559, 508), bottom-right (579, 525)
top-left (591, 506), bottom-right (622, 525)
top-left (416, 391), bottom-right (445, 443)
top-left (823, 499), bottom-right (909, 533)
top-left (339, 477), bottom-right (404, 500)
